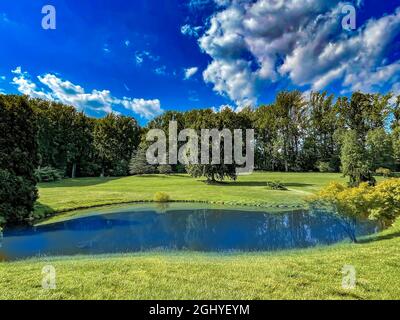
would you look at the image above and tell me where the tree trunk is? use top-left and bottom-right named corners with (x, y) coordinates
top-left (71, 163), bottom-right (77, 179)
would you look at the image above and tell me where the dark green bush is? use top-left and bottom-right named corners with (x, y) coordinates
top-left (0, 170), bottom-right (38, 225)
top-left (110, 160), bottom-right (129, 177)
top-left (0, 95), bottom-right (38, 226)
top-left (158, 164), bottom-right (173, 174)
top-left (34, 166), bottom-right (63, 182)
top-left (265, 180), bottom-right (288, 191)
top-left (317, 162), bottom-right (335, 173)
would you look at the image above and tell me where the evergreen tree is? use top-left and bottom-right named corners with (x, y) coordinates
top-left (0, 95), bottom-right (38, 226)
top-left (129, 145), bottom-right (155, 175)
top-left (340, 130), bottom-right (375, 187)
top-left (94, 113), bottom-right (140, 176)
top-left (158, 164), bottom-right (173, 174)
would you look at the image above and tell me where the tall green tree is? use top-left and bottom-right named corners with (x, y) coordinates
top-left (0, 95), bottom-right (38, 225)
top-left (94, 113), bottom-right (140, 176)
top-left (253, 105), bottom-right (280, 170)
top-left (392, 127), bottom-right (400, 171)
top-left (340, 130), bottom-right (375, 187)
top-left (302, 92), bottom-right (341, 171)
top-left (184, 108), bottom-right (245, 183)
top-left (365, 128), bottom-right (394, 171)
top-left (274, 91), bottom-right (306, 172)
top-left (129, 143), bottom-right (156, 175)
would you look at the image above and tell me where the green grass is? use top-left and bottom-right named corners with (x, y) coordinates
top-left (1, 172), bottom-right (398, 300)
top-left (1, 219), bottom-right (399, 300)
top-left (35, 172), bottom-right (350, 218)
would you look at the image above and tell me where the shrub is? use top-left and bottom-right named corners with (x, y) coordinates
top-left (175, 164), bottom-right (187, 174)
top-left (368, 179), bottom-right (400, 222)
top-left (307, 179), bottom-right (400, 242)
top-left (129, 147), bottom-right (156, 175)
top-left (158, 164), bottom-right (173, 175)
top-left (317, 162), bottom-right (334, 173)
top-left (0, 169), bottom-right (38, 225)
top-left (375, 167), bottom-right (392, 178)
top-left (110, 160), bottom-right (129, 177)
top-left (34, 166), bottom-right (63, 182)
top-left (265, 180), bottom-right (288, 191)
top-left (154, 192), bottom-right (170, 203)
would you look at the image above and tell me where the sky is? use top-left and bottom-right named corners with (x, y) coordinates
top-left (0, 0), bottom-right (399, 124)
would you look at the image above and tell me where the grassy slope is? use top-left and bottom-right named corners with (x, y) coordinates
top-left (1, 172), bottom-right (398, 300)
top-left (1, 219), bottom-right (399, 300)
top-left (35, 172), bottom-right (349, 217)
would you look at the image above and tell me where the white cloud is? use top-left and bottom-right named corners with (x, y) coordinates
top-left (120, 98), bottom-right (162, 119)
top-left (198, 1), bottom-right (400, 107)
top-left (184, 67), bottom-right (199, 80)
top-left (11, 67), bottom-right (163, 119)
top-left (0, 13), bottom-right (10, 24)
top-left (181, 24), bottom-right (203, 37)
top-left (102, 44), bottom-right (111, 53)
top-left (12, 67), bottom-right (52, 100)
top-left (187, 0), bottom-right (214, 11)
top-left (211, 104), bottom-right (234, 113)
top-left (135, 50), bottom-right (160, 66)
top-left (154, 65), bottom-right (167, 76)
top-left (0, 75), bottom-right (6, 81)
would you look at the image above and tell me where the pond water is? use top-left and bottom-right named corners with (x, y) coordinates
top-left (0, 204), bottom-right (381, 261)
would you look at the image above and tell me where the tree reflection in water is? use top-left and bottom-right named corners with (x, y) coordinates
top-left (0, 206), bottom-right (380, 260)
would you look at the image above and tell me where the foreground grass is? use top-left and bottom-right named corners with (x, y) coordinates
top-left (35, 172), bottom-right (349, 217)
top-left (1, 219), bottom-right (399, 300)
top-left (2, 172), bottom-right (397, 300)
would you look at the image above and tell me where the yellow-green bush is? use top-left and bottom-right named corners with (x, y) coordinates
top-left (368, 179), bottom-right (400, 222)
top-left (375, 167), bottom-right (392, 178)
top-left (308, 179), bottom-right (400, 224)
top-left (307, 179), bottom-right (400, 241)
top-left (154, 192), bottom-right (170, 203)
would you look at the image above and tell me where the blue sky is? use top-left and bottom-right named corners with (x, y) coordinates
top-left (0, 0), bottom-right (399, 124)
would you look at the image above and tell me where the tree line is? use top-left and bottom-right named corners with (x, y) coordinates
top-left (0, 91), bottom-right (399, 225)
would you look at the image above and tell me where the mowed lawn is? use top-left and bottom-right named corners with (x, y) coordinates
top-left (35, 172), bottom-right (349, 216)
top-left (1, 219), bottom-right (399, 300)
top-left (1, 172), bottom-right (399, 300)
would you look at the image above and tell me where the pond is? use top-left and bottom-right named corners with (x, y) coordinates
top-left (0, 203), bottom-right (381, 261)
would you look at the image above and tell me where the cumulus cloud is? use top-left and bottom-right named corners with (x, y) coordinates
top-left (120, 98), bottom-right (162, 119)
top-left (211, 104), bottom-right (234, 113)
top-left (12, 67), bottom-right (52, 100)
top-left (11, 67), bottom-right (163, 119)
top-left (184, 67), bottom-right (199, 79)
top-left (198, 0), bottom-right (400, 107)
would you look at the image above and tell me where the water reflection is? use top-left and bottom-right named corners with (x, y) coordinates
top-left (0, 206), bottom-right (380, 261)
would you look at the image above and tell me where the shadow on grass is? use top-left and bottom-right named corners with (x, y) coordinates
top-left (33, 202), bottom-right (56, 218)
top-left (358, 231), bottom-right (400, 244)
top-left (38, 177), bottom-right (123, 188)
top-left (133, 174), bottom-right (167, 178)
top-left (226, 181), bottom-right (315, 188)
